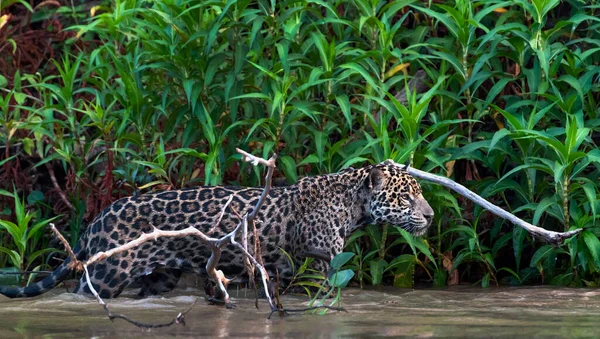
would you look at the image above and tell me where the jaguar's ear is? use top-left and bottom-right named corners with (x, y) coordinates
top-left (365, 167), bottom-right (385, 191)
top-left (401, 160), bottom-right (410, 172)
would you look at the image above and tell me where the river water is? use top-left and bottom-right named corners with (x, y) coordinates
top-left (1, 284), bottom-right (599, 338)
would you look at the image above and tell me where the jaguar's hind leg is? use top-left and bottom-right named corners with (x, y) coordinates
top-left (137, 268), bottom-right (182, 297)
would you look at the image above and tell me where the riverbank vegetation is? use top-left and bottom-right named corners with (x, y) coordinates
top-left (1, 0), bottom-right (599, 290)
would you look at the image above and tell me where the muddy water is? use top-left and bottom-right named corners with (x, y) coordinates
top-left (1, 285), bottom-right (600, 338)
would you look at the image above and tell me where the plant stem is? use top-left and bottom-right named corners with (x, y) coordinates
top-left (563, 175), bottom-right (570, 231)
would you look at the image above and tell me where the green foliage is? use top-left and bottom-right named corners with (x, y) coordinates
top-left (1, 0), bottom-right (600, 289)
top-left (345, 224), bottom-right (436, 288)
top-left (308, 252), bottom-right (355, 314)
top-left (281, 250), bottom-right (354, 312)
top-left (0, 190), bottom-right (60, 285)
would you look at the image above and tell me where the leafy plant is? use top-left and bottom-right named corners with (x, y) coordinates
top-left (0, 190), bottom-right (60, 285)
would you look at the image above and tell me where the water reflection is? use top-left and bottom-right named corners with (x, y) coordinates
top-left (1, 286), bottom-right (600, 338)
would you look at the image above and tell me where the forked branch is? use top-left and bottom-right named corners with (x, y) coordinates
top-left (49, 149), bottom-right (280, 328)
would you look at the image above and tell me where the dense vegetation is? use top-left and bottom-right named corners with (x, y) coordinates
top-left (0, 0), bottom-right (599, 290)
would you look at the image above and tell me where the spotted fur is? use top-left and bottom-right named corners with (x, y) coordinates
top-left (0, 160), bottom-right (434, 299)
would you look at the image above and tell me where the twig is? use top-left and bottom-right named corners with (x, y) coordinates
top-left (83, 265), bottom-right (195, 328)
top-left (85, 226), bottom-right (218, 267)
top-left (45, 163), bottom-right (74, 210)
top-left (50, 223), bottom-right (80, 270)
top-left (403, 165), bottom-right (582, 245)
top-left (236, 148), bottom-right (275, 168)
top-left (267, 306), bottom-right (347, 319)
top-left (206, 194), bottom-right (235, 235)
top-left (241, 214), bottom-right (256, 291)
top-left (230, 240), bottom-right (273, 309)
top-left (236, 148), bottom-right (277, 222)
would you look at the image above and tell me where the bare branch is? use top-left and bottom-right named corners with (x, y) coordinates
top-left (230, 239), bottom-right (273, 308)
top-left (45, 163), bottom-right (74, 210)
top-left (240, 214), bottom-right (255, 291)
top-left (206, 194), bottom-right (235, 235)
top-left (84, 227), bottom-right (218, 267)
top-left (235, 148), bottom-right (278, 305)
top-left (404, 165), bottom-right (582, 244)
top-left (236, 148), bottom-right (276, 168)
top-left (267, 306), bottom-right (347, 319)
top-left (50, 223), bottom-right (81, 270)
top-left (83, 265), bottom-right (195, 328)
top-left (236, 148), bottom-right (277, 222)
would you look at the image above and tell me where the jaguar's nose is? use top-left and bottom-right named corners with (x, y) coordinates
top-left (424, 212), bottom-right (434, 225)
top-left (420, 199), bottom-right (435, 226)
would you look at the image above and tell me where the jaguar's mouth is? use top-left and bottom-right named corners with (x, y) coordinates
top-left (412, 225), bottom-right (430, 237)
top-left (397, 220), bottom-right (431, 236)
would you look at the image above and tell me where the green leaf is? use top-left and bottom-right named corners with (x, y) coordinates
top-left (369, 258), bottom-right (387, 285)
top-left (582, 231), bottom-right (600, 270)
top-left (339, 62), bottom-right (379, 92)
top-left (529, 244), bottom-right (555, 268)
top-left (336, 95), bottom-right (352, 129)
top-left (481, 272), bottom-right (490, 288)
top-left (513, 227), bottom-right (527, 272)
top-left (414, 238), bottom-right (437, 268)
top-left (279, 155), bottom-right (298, 184)
top-left (411, 5), bottom-right (459, 40)
top-left (391, 255), bottom-right (415, 288)
top-left (396, 227), bottom-right (416, 255)
top-left (13, 92), bottom-right (26, 105)
top-left (0, 220), bottom-right (22, 247)
top-left (386, 254), bottom-right (415, 272)
top-left (26, 191), bottom-right (44, 205)
top-left (0, 247), bottom-right (21, 269)
top-left (329, 269), bottom-right (354, 288)
top-left (27, 215), bottom-right (61, 241)
top-left (298, 154), bottom-right (319, 166)
top-left (330, 252), bottom-right (354, 270)
top-left (532, 196), bottom-right (556, 225)
top-left (26, 248), bottom-right (60, 268)
top-left (0, 189), bottom-right (14, 198)
top-left (581, 182), bottom-right (597, 219)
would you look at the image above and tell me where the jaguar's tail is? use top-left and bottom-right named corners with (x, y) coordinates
top-left (0, 242), bottom-right (85, 298)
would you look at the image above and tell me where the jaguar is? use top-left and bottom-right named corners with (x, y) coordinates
top-left (0, 160), bottom-right (434, 299)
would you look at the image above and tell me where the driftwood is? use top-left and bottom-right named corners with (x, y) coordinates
top-left (404, 165), bottom-right (582, 245)
top-left (48, 149), bottom-right (280, 327)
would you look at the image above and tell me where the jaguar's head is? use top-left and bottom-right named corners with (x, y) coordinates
top-left (365, 160), bottom-right (434, 236)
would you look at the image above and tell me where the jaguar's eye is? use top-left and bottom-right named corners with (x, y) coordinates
top-left (407, 194), bottom-right (415, 202)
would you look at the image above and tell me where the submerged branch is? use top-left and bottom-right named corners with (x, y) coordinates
top-left (405, 166), bottom-right (582, 245)
top-left (83, 265), bottom-right (195, 328)
top-left (267, 306), bottom-right (347, 319)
